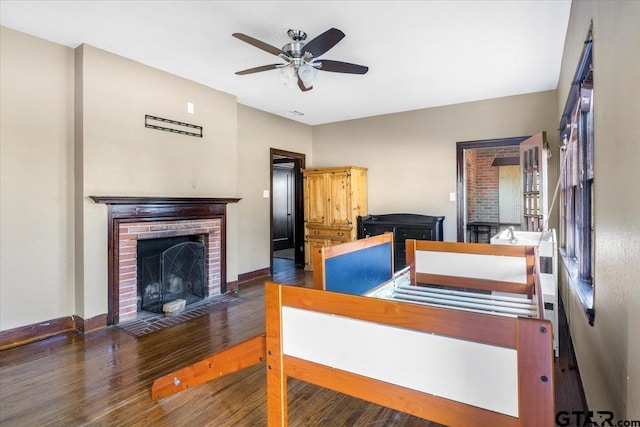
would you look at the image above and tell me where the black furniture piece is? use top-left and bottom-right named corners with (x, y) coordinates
top-left (357, 213), bottom-right (445, 271)
top-left (466, 221), bottom-right (520, 243)
top-left (466, 221), bottom-right (499, 244)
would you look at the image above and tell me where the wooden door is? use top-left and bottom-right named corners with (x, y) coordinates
top-left (520, 132), bottom-right (548, 231)
top-left (499, 165), bottom-right (521, 225)
top-left (327, 170), bottom-right (352, 227)
top-left (271, 149), bottom-right (306, 269)
top-left (304, 173), bottom-right (327, 226)
top-left (272, 165), bottom-right (294, 251)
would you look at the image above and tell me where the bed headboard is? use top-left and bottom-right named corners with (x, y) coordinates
top-left (406, 240), bottom-right (536, 298)
top-left (313, 233), bottom-right (394, 294)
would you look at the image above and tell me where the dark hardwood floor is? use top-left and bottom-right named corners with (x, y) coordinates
top-left (0, 267), bottom-right (586, 426)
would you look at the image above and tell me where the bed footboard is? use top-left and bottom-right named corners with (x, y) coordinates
top-left (265, 282), bottom-right (554, 427)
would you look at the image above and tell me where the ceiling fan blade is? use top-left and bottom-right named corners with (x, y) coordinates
top-left (316, 60), bottom-right (369, 74)
top-left (232, 33), bottom-right (283, 56)
top-left (302, 28), bottom-right (345, 58)
top-left (235, 64), bottom-right (280, 75)
top-left (298, 77), bottom-right (313, 92)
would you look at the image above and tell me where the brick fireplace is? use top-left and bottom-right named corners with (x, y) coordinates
top-left (118, 218), bottom-right (221, 321)
top-left (90, 196), bottom-right (240, 325)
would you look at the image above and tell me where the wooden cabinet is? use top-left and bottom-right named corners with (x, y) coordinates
top-left (303, 166), bottom-right (367, 270)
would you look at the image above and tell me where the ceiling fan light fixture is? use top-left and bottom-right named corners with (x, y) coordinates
top-left (233, 28), bottom-right (368, 92)
top-left (279, 65), bottom-right (297, 87)
top-left (298, 63), bottom-right (318, 89)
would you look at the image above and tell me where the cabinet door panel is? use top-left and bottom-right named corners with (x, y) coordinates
top-left (305, 237), bottom-right (327, 269)
top-left (304, 174), bottom-right (327, 226)
top-left (328, 171), bottom-right (352, 227)
top-left (302, 166), bottom-right (368, 271)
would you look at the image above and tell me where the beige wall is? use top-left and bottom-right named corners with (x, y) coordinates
top-left (237, 105), bottom-right (312, 274)
top-left (0, 26), bottom-right (312, 329)
top-left (0, 27), bottom-right (75, 330)
top-left (75, 44), bottom-right (240, 318)
top-left (312, 91), bottom-right (559, 241)
top-left (557, 0), bottom-right (640, 419)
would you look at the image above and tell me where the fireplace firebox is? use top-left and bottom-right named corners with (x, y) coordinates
top-left (137, 236), bottom-right (206, 314)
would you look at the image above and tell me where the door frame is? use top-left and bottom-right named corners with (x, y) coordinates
top-left (456, 136), bottom-right (529, 242)
top-left (270, 148), bottom-right (306, 272)
top-left (272, 163), bottom-right (295, 251)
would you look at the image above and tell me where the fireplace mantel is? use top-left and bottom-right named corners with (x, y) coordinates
top-left (90, 196), bottom-right (241, 205)
top-left (91, 196), bottom-right (240, 325)
top-left (90, 196), bottom-right (241, 219)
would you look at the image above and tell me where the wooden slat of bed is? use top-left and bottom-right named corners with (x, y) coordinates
top-left (415, 272), bottom-right (531, 296)
top-left (411, 239), bottom-right (532, 257)
top-left (323, 232), bottom-right (393, 258)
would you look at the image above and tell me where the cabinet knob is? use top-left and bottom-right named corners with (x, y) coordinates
top-left (337, 232), bottom-right (344, 236)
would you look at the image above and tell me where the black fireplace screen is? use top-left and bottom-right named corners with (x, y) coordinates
top-left (138, 237), bottom-right (206, 314)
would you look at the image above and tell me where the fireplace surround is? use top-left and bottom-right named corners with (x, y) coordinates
top-left (91, 196), bottom-right (240, 325)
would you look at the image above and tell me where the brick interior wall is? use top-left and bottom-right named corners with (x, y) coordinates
top-left (467, 145), bottom-right (520, 223)
top-left (118, 219), bottom-right (222, 322)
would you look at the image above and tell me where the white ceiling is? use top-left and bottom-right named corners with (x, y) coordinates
top-left (0, 1), bottom-right (571, 126)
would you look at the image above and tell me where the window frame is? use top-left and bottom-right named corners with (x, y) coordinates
top-left (558, 32), bottom-right (595, 325)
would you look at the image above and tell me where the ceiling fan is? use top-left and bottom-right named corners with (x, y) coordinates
top-left (232, 28), bottom-right (368, 92)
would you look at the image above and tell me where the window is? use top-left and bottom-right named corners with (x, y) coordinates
top-left (559, 30), bottom-right (595, 324)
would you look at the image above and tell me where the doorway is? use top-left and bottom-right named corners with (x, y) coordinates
top-left (456, 136), bottom-right (529, 242)
top-left (270, 148), bottom-right (305, 273)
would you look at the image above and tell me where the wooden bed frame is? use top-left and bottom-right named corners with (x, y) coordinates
top-left (152, 234), bottom-right (554, 426)
top-left (265, 282), bottom-right (553, 426)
